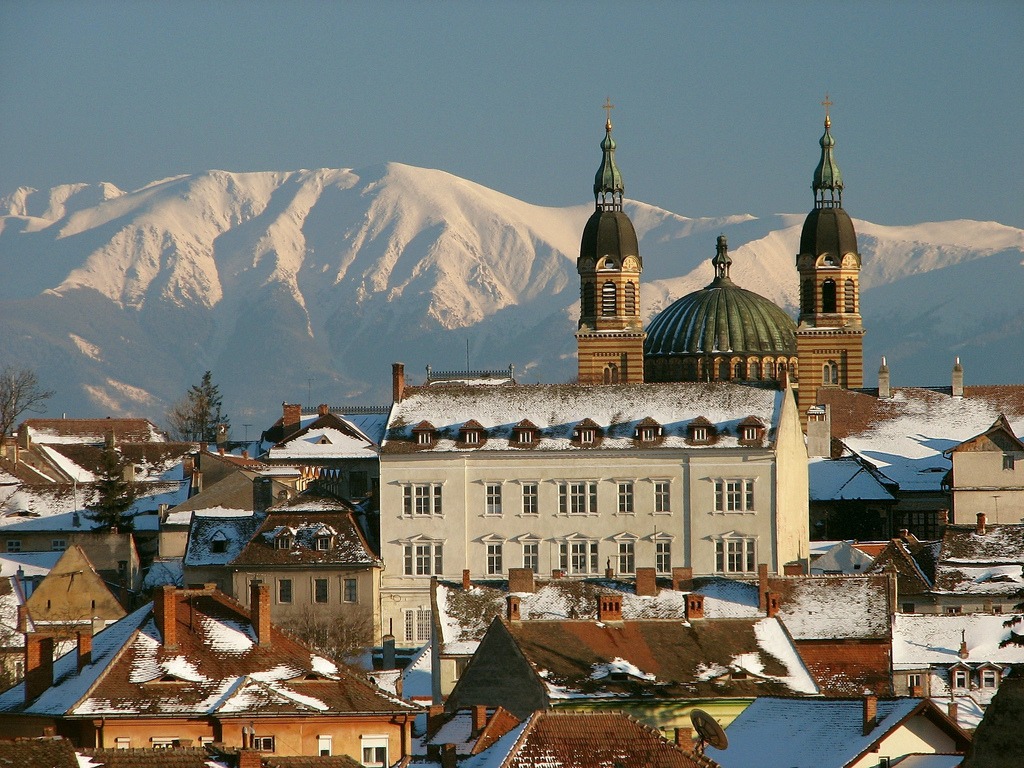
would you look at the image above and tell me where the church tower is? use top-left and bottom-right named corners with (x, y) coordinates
top-left (576, 104), bottom-right (645, 384)
top-left (795, 99), bottom-right (865, 419)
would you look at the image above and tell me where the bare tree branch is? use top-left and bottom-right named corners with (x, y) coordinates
top-left (0, 366), bottom-right (55, 438)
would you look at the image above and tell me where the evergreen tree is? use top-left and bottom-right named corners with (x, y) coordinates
top-left (166, 370), bottom-right (229, 442)
top-left (85, 444), bottom-right (139, 531)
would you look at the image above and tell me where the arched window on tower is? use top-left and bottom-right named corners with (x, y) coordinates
top-left (582, 282), bottom-right (595, 317)
top-left (718, 358), bottom-right (730, 381)
top-left (602, 282), bottom-right (617, 316)
top-left (823, 360), bottom-right (839, 385)
top-left (749, 361), bottom-right (760, 380)
top-left (766, 360), bottom-right (776, 379)
top-left (624, 283), bottom-right (636, 315)
top-left (682, 359), bottom-right (697, 381)
top-left (822, 280), bottom-right (837, 313)
top-left (844, 279), bottom-right (856, 313)
top-left (734, 361), bottom-right (745, 380)
top-left (603, 364), bottom-right (619, 384)
top-left (801, 279), bottom-right (815, 314)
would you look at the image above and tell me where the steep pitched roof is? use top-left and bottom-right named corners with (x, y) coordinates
top-left (893, 613), bottom-right (1024, 669)
top-left (707, 697), bottom-right (970, 768)
top-left (23, 544), bottom-right (126, 625)
top-left (19, 419), bottom-right (166, 445)
top-left (773, 575), bottom-right (891, 641)
top-left (964, 673), bottom-right (1024, 768)
top-left (0, 737), bottom-right (79, 768)
top-left (384, 382), bottom-right (783, 454)
top-left (267, 413), bottom-right (379, 461)
top-left (934, 524), bottom-right (1024, 595)
top-left (949, 414), bottom-right (1024, 454)
top-left (0, 586), bottom-right (415, 719)
top-left (809, 456), bottom-right (897, 501)
top-left (183, 511), bottom-right (265, 567)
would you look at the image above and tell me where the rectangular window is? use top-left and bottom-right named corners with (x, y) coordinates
top-left (522, 541), bottom-right (539, 572)
top-left (253, 736), bottom-right (275, 752)
top-left (522, 483), bottom-right (538, 515)
top-left (403, 483), bottom-right (443, 516)
top-left (318, 735), bottom-right (333, 756)
top-left (115, 738), bottom-right (131, 750)
top-left (560, 541), bottom-right (598, 575)
top-left (404, 542), bottom-right (443, 576)
top-left (981, 669), bottom-right (998, 688)
top-left (487, 542), bottom-right (504, 575)
top-left (278, 579), bottom-right (293, 604)
top-left (5, 540), bottom-right (20, 553)
top-left (559, 481), bottom-right (597, 515)
top-left (654, 481), bottom-right (671, 513)
top-left (953, 669), bottom-right (968, 689)
top-left (1004, 454), bottom-right (1016, 471)
top-left (656, 539), bottom-right (671, 574)
top-left (50, 539), bottom-right (66, 551)
top-left (617, 482), bottom-right (634, 514)
top-left (361, 739), bottom-right (389, 768)
top-left (617, 540), bottom-right (635, 574)
top-left (715, 479), bottom-right (756, 512)
top-left (344, 578), bottom-right (358, 603)
top-left (404, 608), bottom-right (431, 643)
top-left (726, 480), bottom-right (743, 511)
top-left (907, 673), bottom-right (922, 690)
top-left (314, 578), bottom-right (329, 603)
top-left (715, 539), bottom-right (756, 574)
top-left (485, 483), bottom-right (503, 515)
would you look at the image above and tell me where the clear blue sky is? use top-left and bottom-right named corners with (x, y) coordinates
top-left (2, 1), bottom-right (1021, 227)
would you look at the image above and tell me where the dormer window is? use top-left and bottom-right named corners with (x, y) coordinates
top-left (737, 416), bottom-right (766, 445)
top-left (315, 536), bottom-right (331, 551)
top-left (687, 417), bottom-right (714, 445)
top-left (412, 421), bottom-right (436, 446)
top-left (572, 419), bottom-right (601, 447)
top-left (275, 534), bottom-right (293, 550)
top-left (210, 531), bottom-right (229, 554)
top-left (459, 419), bottom-right (485, 447)
top-left (635, 418), bottom-right (662, 444)
top-left (511, 419), bottom-right (538, 447)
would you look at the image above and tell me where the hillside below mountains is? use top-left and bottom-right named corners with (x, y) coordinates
top-left (1, 163), bottom-right (1022, 431)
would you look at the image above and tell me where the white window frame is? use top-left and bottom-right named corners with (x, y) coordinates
top-left (318, 734), bottom-right (333, 756)
top-left (402, 483), bottom-right (444, 517)
top-left (416, 430), bottom-right (433, 445)
top-left (463, 430), bottom-right (480, 445)
top-left (522, 540), bottom-right (539, 572)
top-left (50, 539), bottom-right (66, 551)
top-left (115, 737), bottom-right (131, 750)
top-left (403, 607), bottom-right (431, 644)
top-left (714, 536), bottom-right (757, 574)
top-left (252, 735), bottom-right (275, 752)
top-left (521, 482), bottom-right (539, 516)
top-left (559, 539), bottom-right (599, 575)
top-left (485, 482), bottom-right (503, 516)
top-left (616, 539), bottom-right (635, 574)
top-left (907, 672), bottom-right (922, 690)
top-left (654, 480), bottom-right (671, 514)
top-left (617, 481), bottom-right (635, 515)
top-left (655, 536), bottom-right (672, 574)
top-left (714, 479), bottom-right (756, 512)
top-left (403, 540), bottom-right (444, 576)
top-left (343, 577), bottom-right (358, 603)
top-left (486, 540), bottom-right (504, 576)
top-left (558, 481), bottom-right (598, 516)
top-left (952, 669), bottom-right (969, 689)
top-left (361, 736), bottom-right (389, 768)
top-left (981, 668), bottom-right (998, 689)
top-left (313, 577), bottom-right (329, 604)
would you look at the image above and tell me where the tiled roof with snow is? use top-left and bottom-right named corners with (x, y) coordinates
top-left (183, 511), bottom-right (264, 567)
top-left (893, 613), bottom-right (1024, 669)
top-left (706, 697), bottom-right (929, 768)
top-left (0, 481), bottom-right (189, 531)
top-left (773, 575), bottom-right (891, 641)
top-left (21, 418), bottom-right (167, 444)
top-left (231, 507), bottom-right (379, 567)
top-left (384, 382), bottom-right (782, 453)
top-left (0, 586), bottom-right (415, 719)
top-left (268, 427), bottom-right (378, 460)
top-left (809, 457), bottom-right (895, 501)
top-left (934, 524), bottom-right (1024, 594)
top-left (820, 386), bottom-right (1024, 492)
top-left (810, 541), bottom-right (876, 575)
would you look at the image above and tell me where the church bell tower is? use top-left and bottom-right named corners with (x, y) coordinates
top-left (576, 101), bottom-right (645, 384)
top-left (795, 98), bottom-right (865, 419)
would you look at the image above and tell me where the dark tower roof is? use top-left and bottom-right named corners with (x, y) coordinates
top-left (800, 101), bottom-right (859, 258)
top-left (645, 236), bottom-right (797, 357)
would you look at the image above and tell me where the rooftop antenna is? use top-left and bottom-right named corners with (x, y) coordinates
top-left (690, 709), bottom-right (728, 755)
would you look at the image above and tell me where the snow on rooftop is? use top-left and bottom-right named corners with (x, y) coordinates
top-left (0, 551), bottom-right (62, 577)
top-left (893, 613), bottom-right (1024, 668)
top-left (269, 426), bottom-right (378, 459)
top-left (809, 457), bottom-right (895, 501)
top-left (753, 618), bottom-right (818, 694)
top-left (776, 577), bottom-right (890, 640)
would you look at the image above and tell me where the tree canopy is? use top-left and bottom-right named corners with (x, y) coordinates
top-left (84, 444), bottom-right (139, 531)
top-left (166, 371), bottom-right (229, 442)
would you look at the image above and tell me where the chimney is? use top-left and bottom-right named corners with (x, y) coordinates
top-left (672, 567), bottom-right (693, 592)
top-left (472, 704), bottom-right (488, 735)
top-left (605, 562), bottom-right (615, 579)
top-left (806, 403), bottom-right (832, 458)
top-left (392, 363), bottom-right (406, 404)
top-left (551, 569), bottom-right (565, 579)
top-left (766, 592), bottom-right (781, 618)
top-left (77, 628), bottom-right (93, 671)
top-left (758, 563), bottom-right (769, 612)
top-left (674, 726), bottom-right (693, 747)
top-left (440, 744), bottom-right (457, 768)
top-left (462, 569), bottom-right (471, 590)
top-left (17, 604), bottom-right (28, 633)
top-left (382, 633), bottom-right (396, 669)
top-left (685, 593), bottom-right (705, 621)
top-left (282, 402), bottom-right (302, 435)
top-left (910, 683), bottom-right (923, 697)
top-left (863, 694), bottom-right (878, 735)
top-left (947, 701), bottom-right (959, 724)
top-left (783, 562), bottom-right (803, 576)
top-left (878, 357), bottom-right (891, 399)
top-left (427, 704), bottom-right (446, 737)
top-left (250, 579), bottom-right (271, 646)
top-left (958, 629), bottom-right (969, 659)
top-left (318, 403), bottom-right (330, 416)
top-left (253, 477), bottom-right (274, 513)
top-left (506, 595), bottom-right (521, 622)
top-left (237, 750), bottom-right (262, 768)
top-left (24, 634), bottom-right (54, 703)
top-left (154, 585), bottom-right (178, 649)
top-left (597, 594), bottom-right (623, 622)
top-left (976, 513), bottom-right (987, 536)
top-left (508, 568), bottom-right (536, 594)
top-left (952, 358), bottom-right (964, 398)
top-left (778, 363), bottom-right (789, 391)
top-left (635, 567), bottom-right (658, 597)
top-left (241, 449), bottom-right (248, 459)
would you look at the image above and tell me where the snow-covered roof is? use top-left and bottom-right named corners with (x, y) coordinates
top-left (183, 511), bottom-right (263, 567)
top-left (810, 541), bottom-right (876, 575)
top-left (384, 382), bottom-right (782, 453)
top-left (774, 575), bottom-right (891, 641)
top-left (893, 613), bottom-right (1024, 669)
top-left (934, 524), bottom-right (1024, 595)
top-left (0, 481), bottom-right (189, 531)
top-left (267, 426), bottom-right (379, 460)
top-left (0, 551), bottom-right (62, 577)
top-left (809, 457), bottom-right (895, 501)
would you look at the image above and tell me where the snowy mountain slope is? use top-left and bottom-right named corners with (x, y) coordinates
top-left (1, 163), bottom-right (1021, 430)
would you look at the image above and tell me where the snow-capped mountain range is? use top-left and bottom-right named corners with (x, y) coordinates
top-left (1, 163), bottom-right (1022, 432)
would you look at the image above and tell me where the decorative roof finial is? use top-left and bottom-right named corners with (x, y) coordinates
top-left (603, 96), bottom-right (614, 131)
top-left (822, 92), bottom-right (833, 128)
top-left (712, 234), bottom-right (732, 282)
top-left (812, 95), bottom-right (843, 208)
top-left (594, 99), bottom-right (624, 211)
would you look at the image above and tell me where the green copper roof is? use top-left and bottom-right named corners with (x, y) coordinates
top-left (812, 115), bottom-right (844, 199)
top-left (594, 118), bottom-right (625, 207)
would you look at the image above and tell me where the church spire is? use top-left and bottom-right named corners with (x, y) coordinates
top-left (711, 234), bottom-right (733, 282)
top-left (593, 98), bottom-right (624, 211)
top-left (812, 94), bottom-right (843, 208)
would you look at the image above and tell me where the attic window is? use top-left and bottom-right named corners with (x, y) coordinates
top-left (315, 536), bottom-right (331, 551)
top-left (731, 670), bottom-right (748, 680)
top-left (317, 436), bottom-right (332, 445)
top-left (687, 418), bottom-right (714, 445)
top-left (738, 417), bottom-right (766, 445)
top-left (463, 430), bottom-right (480, 445)
top-left (211, 531), bottom-right (229, 554)
top-left (635, 420), bottom-right (662, 443)
top-left (459, 420), bottom-right (485, 446)
top-left (511, 420), bottom-right (538, 447)
top-left (275, 536), bottom-right (293, 550)
top-left (573, 419), bottom-right (601, 446)
top-left (579, 429), bottom-right (595, 444)
top-left (1005, 454), bottom-right (1016, 471)
top-left (413, 422), bottom-right (436, 446)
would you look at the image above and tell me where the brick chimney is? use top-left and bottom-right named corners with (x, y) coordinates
top-left (250, 579), bottom-right (271, 646)
top-left (878, 357), bottom-right (891, 399)
top-left (958, 629), bottom-right (969, 659)
top-left (597, 594), bottom-right (623, 622)
top-left (317, 403), bottom-right (330, 416)
top-left (472, 704), bottom-right (488, 735)
top-left (952, 358), bottom-right (964, 398)
top-left (506, 595), bottom-right (521, 621)
top-left (976, 512), bottom-right (987, 535)
top-left (154, 585), bottom-right (178, 649)
top-left (392, 363), bottom-right (406, 403)
top-left (508, 568), bottom-right (536, 593)
top-left (24, 634), bottom-right (54, 703)
top-left (635, 567), bottom-right (658, 597)
top-left (766, 592), bottom-right (781, 618)
top-left (947, 700), bottom-right (959, 724)
top-left (440, 744), bottom-right (457, 768)
top-left (758, 563), bottom-right (769, 612)
top-left (863, 694), bottom-right (878, 735)
top-left (427, 704), bottom-right (446, 737)
top-left (462, 569), bottom-right (471, 590)
top-left (551, 569), bottom-right (565, 579)
top-left (77, 628), bottom-right (93, 672)
top-left (685, 593), bottom-right (705, 621)
top-left (674, 726), bottom-right (692, 747)
top-left (237, 750), bottom-right (262, 768)
top-left (783, 562), bottom-right (803, 576)
top-left (282, 402), bottom-right (302, 435)
top-left (672, 567), bottom-right (693, 592)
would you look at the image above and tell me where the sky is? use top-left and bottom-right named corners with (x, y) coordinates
top-left (1, 1), bottom-right (1022, 229)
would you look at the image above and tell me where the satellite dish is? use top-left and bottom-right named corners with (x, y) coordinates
top-left (690, 708), bottom-right (728, 753)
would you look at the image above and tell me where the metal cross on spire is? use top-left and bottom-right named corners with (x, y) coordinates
top-left (603, 96), bottom-right (614, 128)
top-left (821, 92), bottom-right (833, 125)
